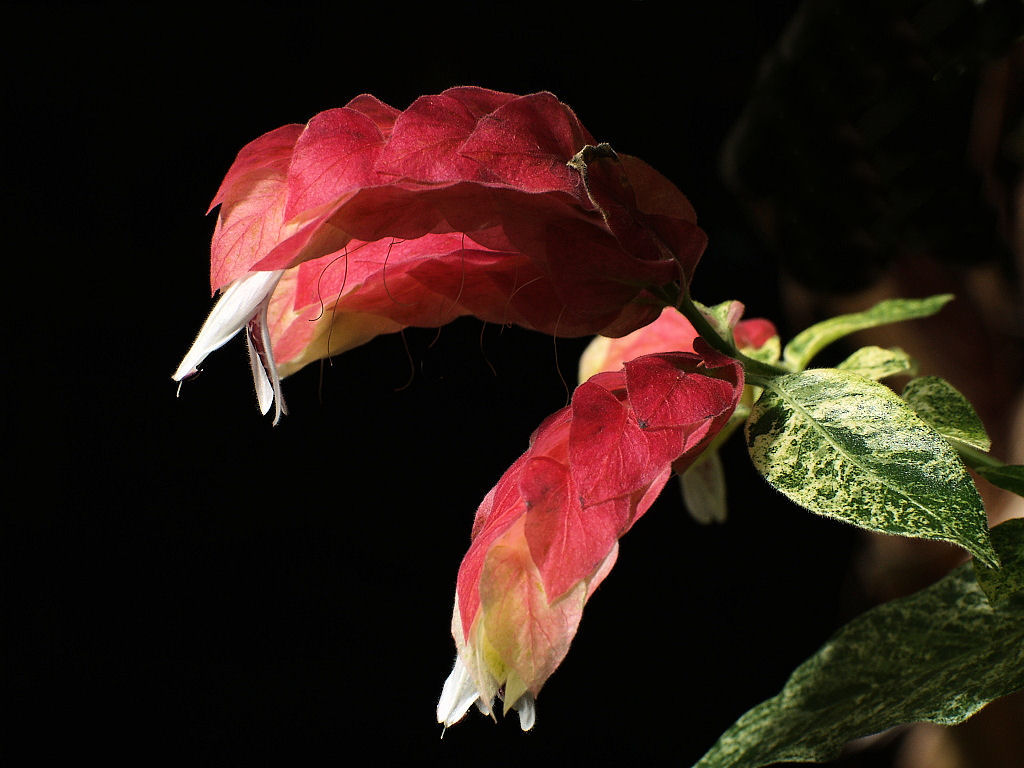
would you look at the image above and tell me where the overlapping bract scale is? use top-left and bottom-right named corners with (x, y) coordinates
top-left (204, 88), bottom-right (707, 378)
top-left (447, 348), bottom-right (743, 715)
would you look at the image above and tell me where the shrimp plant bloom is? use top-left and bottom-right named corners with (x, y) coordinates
top-left (174, 87), bottom-right (706, 422)
top-left (438, 347), bottom-right (743, 728)
top-left (175, 88), bottom-right (1022, 767)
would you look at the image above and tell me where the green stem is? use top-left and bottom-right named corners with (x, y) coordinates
top-left (672, 291), bottom-right (789, 379)
top-left (745, 372), bottom-right (775, 390)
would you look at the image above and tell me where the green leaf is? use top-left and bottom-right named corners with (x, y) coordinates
top-left (741, 335), bottom-right (781, 366)
top-left (746, 369), bottom-right (997, 566)
top-left (975, 465), bottom-right (1024, 497)
top-left (973, 518), bottom-right (1024, 605)
top-left (782, 295), bottom-right (953, 371)
top-left (680, 450), bottom-right (727, 524)
top-left (694, 300), bottom-right (741, 345)
top-left (836, 346), bottom-right (916, 381)
top-left (693, 524), bottom-right (1024, 768)
top-left (902, 376), bottom-right (991, 452)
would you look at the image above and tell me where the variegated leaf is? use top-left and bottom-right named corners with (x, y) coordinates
top-left (836, 346), bottom-right (916, 381)
top-left (693, 517), bottom-right (1024, 768)
top-left (902, 376), bottom-right (991, 452)
top-left (746, 369), bottom-right (997, 566)
top-left (742, 334), bottom-right (781, 365)
top-left (782, 295), bottom-right (953, 371)
top-left (973, 518), bottom-right (1024, 605)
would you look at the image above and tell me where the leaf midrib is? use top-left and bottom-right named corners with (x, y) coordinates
top-left (761, 373), bottom-right (952, 522)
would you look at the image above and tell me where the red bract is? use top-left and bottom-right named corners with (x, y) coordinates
top-left (732, 316), bottom-right (777, 351)
top-left (174, 88), bottom-right (707, 419)
top-left (240, 89), bottom-right (706, 304)
top-left (437, 347), bottom-right (743, 729)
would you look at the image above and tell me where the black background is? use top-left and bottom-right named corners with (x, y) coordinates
top-left (7, 2), bottom-right (944, 765)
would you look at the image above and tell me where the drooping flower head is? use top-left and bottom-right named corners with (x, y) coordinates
top-left (438, 345), bottom-right (744, 729)
top-left (174, 88), bottom-right (707, 421)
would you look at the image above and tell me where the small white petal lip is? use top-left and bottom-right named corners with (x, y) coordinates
top-left (436, 655), bottom-right (537, 732)
top-left (437, 655), bottom-right (481, 729)
top-left (173, 270), bottom-right (285, 382)
top-left (174, 269), bottom-right (289, 422)
top-left (512, 692), bottom-right (536, 731)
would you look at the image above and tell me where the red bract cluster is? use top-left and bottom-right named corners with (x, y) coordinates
top-left (176, 88), bottom-right (708, 418)
top-left (214, 88), bottom-right (704, 336)
top-left (438, 346), bottom-right (743, 727)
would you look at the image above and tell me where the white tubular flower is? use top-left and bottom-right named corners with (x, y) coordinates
top-left (436, 655), bottom-right (536, 733)
top-left (173, 269), bottom-right (287, 423)
top-left (512, 692), bottom-right (536, 731)
top-left (437, 655), bottom-right (485, 731)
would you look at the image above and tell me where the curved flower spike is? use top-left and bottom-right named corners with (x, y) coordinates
top-left (439, 348), bottom-right (743, 729)
top-left (174, 88), bottom-right (707, 418)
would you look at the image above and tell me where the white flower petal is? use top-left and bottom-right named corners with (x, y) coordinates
top-left (173, 270), bottom-right (285, 382)
top-left (512, 692), bottom-right (536, 731)
top-left (437, 655), bottom-right (482, 728)
top-left (247, 328), bottom-right (274, 415)
top-left (245, 300), bottom-right (288, 424)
